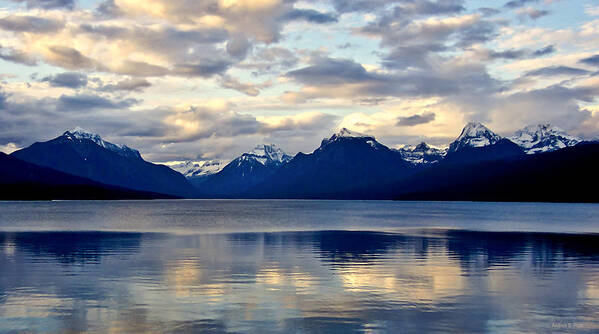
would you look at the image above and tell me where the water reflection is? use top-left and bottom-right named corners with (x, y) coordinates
top-left (1, 230), bottom-right (599, 333)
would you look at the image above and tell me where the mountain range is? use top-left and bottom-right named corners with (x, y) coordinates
top-left (1, 122), bottom-right (597, 202)
top-left (10, 128), bottom-right (195, 197)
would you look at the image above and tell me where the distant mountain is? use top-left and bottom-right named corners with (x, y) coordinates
top-left (166, 159), bottom-right (228, 187)
top-left (11, 129), bottom-right (195, 197)
top-left (247, 128), bottom-right (413, 199)
top-left (0, 153), bottom-right (170, 200)
top-left (398, 142), bottom-right (446, 165)
top-left (445, 122), bottom-right (524, 163)
top-left (509, 124), bottom-right (580, 154)
top-left (393, 142), bottom-right (599, 203)
top-left (448, 122), bottom-right (501, 152)
top-left (196, 144), bottom-right (292, 197)
top-left (167, 160), bottom-right (228, 178)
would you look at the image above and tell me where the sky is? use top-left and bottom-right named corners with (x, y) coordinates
top-left (0, 0), bottom-right (598, 162)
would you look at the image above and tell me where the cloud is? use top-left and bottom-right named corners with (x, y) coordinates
top-left (504, 0), bottom-right (539, 9)
top-left (0, 45), bottom-right (37, 66)
top-left (57, 94), bottom-right (138, 111)
top-left (100, 78), bottom-right (152, 92)
top-left (490, 84), bottom-right (598, 133)
top-left (287, 57), bottom-right (374, 85)
top-left (488, 48), bottom-right (526, 59)
top-left (524, 66), bottom-right (590, 77)
top-left (580, 54), bottom-right (599, 67)
top-left (172, 60), bottom-right (232, 78)
top-left (479, 7), bottom-right (501, 16)
top-left (0, 15), bottom-right (64, 33)
top-left (258, 111), bottom-right (338, 132)
top-left (532, 45), bottom-right (555, 56)
top-left (332, 0), bottom-right (464, 15)
top-left (0, 142), bottom-right (19, 154)
top-left (285, 56), bottom-right (501, 100)
top-left (585, 5), bottom-right (599, 16)
top-left (219, 75), bottom-right (267, 96)
top-left (397, 112), bottom-right (436, 126)
top-left (382, 43), bottom-right (446, 69)
top-left (361, 13), bottom-right (492, 47)
top-left (8, 0), bottom-right (74, 10)
top-left (163, 104), bottom-right (262, 142)
top-left (226, 34), bottom-right (252, 60)
top-left (46, 46), bottom-right (98, 70)
top-left (517, 7), bottom-right (550, 20)
top-left (41, 72), bottom-right (88, 88)
top-left (281, 9), bottom-right (338, 24)
top-left (114, 61), bottom-right (168, 77)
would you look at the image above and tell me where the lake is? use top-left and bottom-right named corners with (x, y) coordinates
top-left (1, 200), bottom-right (598, 333)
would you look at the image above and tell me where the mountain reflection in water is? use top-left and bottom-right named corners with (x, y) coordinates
top-left (1, 230), bottom-right (598, 333)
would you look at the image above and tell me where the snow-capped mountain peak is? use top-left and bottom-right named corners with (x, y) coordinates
top-left (448, 122), bottom-right (501, 152)
top-left (62, 127), bottom-right (142, 160)
top-left (510, 124), bottom-right (580, 154)
top-left (248, 144), bottom-right (292, 164)
top-left (320, 128), bottom-right (378, 149)
top-left (398, 142), bottom-right (447, 164)
top-left (239, 144), bottom-right (292, 166)
top-left (334, 128), bottom-right (370, 138)
top-left (166, 159), bottom-right (228, 178)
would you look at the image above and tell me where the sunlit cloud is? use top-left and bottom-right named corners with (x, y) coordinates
top-left (0, 0), bottom-right (597, 161)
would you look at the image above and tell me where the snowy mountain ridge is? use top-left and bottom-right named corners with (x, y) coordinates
top-left (63, 127), bottom-right (142, 160)
top-left (509, 124), bottom-right (581, 154)
top-left (166, 160), bottom-right (228, 178)
top-left (398, 142), bottom-right (447, 164)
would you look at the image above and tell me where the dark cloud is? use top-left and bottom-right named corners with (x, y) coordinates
top-left (173, 60), bottom-right (232, 78)
top-left (332, 0), bottom-right (393, 13)
top-left (479, 7), bottom-right (501, 16)
top-left (287, 58), bottom-right (374, 85)
top-left (382, 43), bottom-right (446, 69)
top-left (332, 0), bottom-right (464, 15)
top-left (41, 72), bottom-right (88, 88)
top-left (281, 9), bottom-right (338, 24)
top-left (397, 112), bottom-right (436, 126)
top-left (94, 0), bottom-right (121, 18)
top-left (457, 19), bottom-right (500, 47)
top-left (393, 0), bottom-right (465, 16)
top-left (0, 45), bottom-right (37, 66)
top-left (533, 45), bottom-right (555, 57)
top-left (361, 10), bottom-right (500, 50)
top-left (57, 94), bottom-right (138, 111)
top-left (8, 0), bottom-right (74, 10)
top-left (504, 0), bottom-right (538, 9)
top-left (287, 57), bottom-right (501, 99)
top-left (488, 49), bottom-right (526, 59)
top-left (101, 78), bottom-right (152, 92)
top-left (579, 55), bottom-right (599, 67)
top-left (47, 46), bottom-right (97, 70)
top-left (518, 7), bottom-right (550, 20)
top-left (79, 24), bottom-right (229, 55)
top-left (0, 16), bottom-right (64, 33)
top-left (226, 34), bottom-right (252, 60)
top-left (525, 66), bottom-right (590, 77)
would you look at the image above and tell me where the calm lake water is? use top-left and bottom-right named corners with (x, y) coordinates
top-left (1, 200), bottom-right (599, 333)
